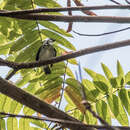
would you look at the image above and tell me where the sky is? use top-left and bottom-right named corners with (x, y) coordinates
top-left (57, 0), bottom-right (130, 125)
top-left (57, 0), bottom-right (130, 78)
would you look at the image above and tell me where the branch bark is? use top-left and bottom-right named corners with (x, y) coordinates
top-left (1, 13), bottom-right (130, 23)
top-left (0, 77), bottom-right (95, 130)
top-left (0, 5), bottom-right (130, 15)
top-left (0, 112), bottom-right (129, 130)
top-left (0, 39), bottom-right (130, 69)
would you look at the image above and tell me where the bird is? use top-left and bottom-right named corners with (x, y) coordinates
top-left (36, 38), bottom-right (56, 74)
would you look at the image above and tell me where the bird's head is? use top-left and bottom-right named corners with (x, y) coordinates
top-left (43, 38), bottom-right (55, 45)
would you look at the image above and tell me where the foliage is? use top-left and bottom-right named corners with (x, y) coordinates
top-left (0, 0), bottom-right (130, 129)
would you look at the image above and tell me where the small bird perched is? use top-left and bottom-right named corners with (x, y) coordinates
top-left (36, 38), bottom-right (56, 74)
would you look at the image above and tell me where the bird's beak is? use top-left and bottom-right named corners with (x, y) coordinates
top-left (50, 38), bottom-right (56, 42)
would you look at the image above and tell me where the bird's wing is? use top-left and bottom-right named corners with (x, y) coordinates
top-left (36, 46), bottom-right (42, 61)
top-left (53, 47), bottom-right (57, 57)
top-left (51, 47), bottom-right (57, 67)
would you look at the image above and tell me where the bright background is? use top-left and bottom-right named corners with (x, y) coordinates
top-left (0, 0), bottom-right (130, 126)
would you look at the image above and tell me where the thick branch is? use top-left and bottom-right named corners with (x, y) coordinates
top-left (0, 5), bottom-right (130, 15)
top-left (0, 77), bottom-right (94, 130)
top-left (1, 13), bottom-right (130, 23)
top-left (0, 39), bottom-right (130, 69)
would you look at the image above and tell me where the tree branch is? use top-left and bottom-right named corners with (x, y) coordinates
top-left (5, 69), bottom-right (18, 80)
top-left (0, 5), bottom-right (130, 15)
top-left (1, 13), bottom-right (130, 23)
top-left (0, 112), bottom-right (129, 130)
top-left (0, 77), bottom-right (94, 130)
top-left (0, 39), bottom-right (130, 70)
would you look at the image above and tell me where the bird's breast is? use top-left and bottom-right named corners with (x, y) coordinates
top-left (39, 47), bottom-right (55, 61)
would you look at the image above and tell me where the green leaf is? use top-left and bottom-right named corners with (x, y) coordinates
top-left (9, 100), bottom-right (23, 114)
top-left (125, 71), bottom-right (130, 85)
top-left (0, 95), bottom-right (8, 111)
top-left (34, 0), bottom-right (61, 7)
top-left (14, 40), bottom-right (41, 62)
top-left (19, 118), bottom-right (30, 130)
top-left (118, 89), bottom-right (130, 115)
top-left (84, 68), bottom-right (96, 78)
top-left (96, 100), bottom-right (111, 124)
top-left (82, 79), bottom-right (101, 101)
top-left (85, 106), bottom-right (97, 124)
top-left (7, 118), bottom-right (18, 130)
top-left (101, 63), bottom-right (113, 79)
top-left (23, 106), bottom-right (35, 115)
top-left (31, 120), bottom-right (48, 129)
top-left (35, 77), bottom-right (63, 95)
top-left (107, 94), bottom-right (129, 126)
top-left (41, 29), bottom-right (76, 50)
top-left (117, 60), bottom-right (124, 77)
top-left (65, 86), bottom-right (85, 113)
top-left (16, 70), bottom-right (36, 87)
top-left (64, 92), bottom-right (75, 107)
top-left (109, 77), bottom-right (118, 88)
top-left (10, 30), bottom-right (39, 53)
top-left (110, 76), bottom-right (125, 88)
top-left (0, 43), bottom-right (13, 54)
top-left (66, 67), bottom-right (75, 78)
top-left (39, 21), bottom-right (72, 37)
top-left (65, 78), bottom-right (82, 93)
top-left (68, 58), bottom-right (78, 65)
top-left (0, 119), bottom-right (6, 130)
top-left (93, 74), bottom-right (111, 94)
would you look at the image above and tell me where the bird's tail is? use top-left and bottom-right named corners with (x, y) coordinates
top-left (43, 66), bottom-right (51, 74)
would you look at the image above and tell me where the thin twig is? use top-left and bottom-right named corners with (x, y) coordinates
top-left (31, 0), bottom-right (43, 43)
top-left (0, 112), bottom-right (129, 130)
top-left (125, 0), bottom-right (130, 4)
top-left (5, 69), bottom-right (18, 80)
top-left (0, 38), bottom-right (130, 69)
top-left (73, 0), bottom-right (97, 16)
top-left (80, 84), bottom-right (117, 130)
top-left (58, 61), bottom-right (68, 109)
top-left (73, 26), bottom-right (130, 36)
top-left (66, 0), bottom-right (73, 32)
top-left (109, 0), bottom-right (121, 5)
top-left (0, 77), bottom-right (94, 130)
top-left (1, 5), bottom-right (130, 15)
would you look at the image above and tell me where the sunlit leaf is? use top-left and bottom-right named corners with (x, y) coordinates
top-left (31, 120), bottom-right (49, 129)
top-left (118, 89), bottom-right (130, 115)
top-left (68, 58), bottom-right (78, 65)
top-left (14, 40), bottom-right (41, 62)
top-left (39, 21), bottom-right (72, 37)
top-left (101, 63), bottom-right (113, 79)
top-left (107, 94), bottom-right (129, 126)
top-left (65, 86), bottom-right (85, 113)
top-left (96, 100), bottom-right (111, 124)
top-left (84, 68), bottom-right (96, 78)
top-left (82, 79), bottom-right (100, 101)
top-left (85, 106), bottom-right (97, 124)
top-left (117, 60), bottom-right (124, 77)
top-left (41, 86), bottom-right (61, 104)
top-left (66, 67), bottom-right (75, 78)
top-left (0, 119), bottom-right (6, 130)
top-left (34, 0), bottom-right (61, 7)
top-left (10, 30), bottom-right (39, 53)
top-left (93, 74), bottom-right (111, 94)
top-left (125, 71), bottom-right (130, 85)
top-left (7, 118), bottom-right (18, 130)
